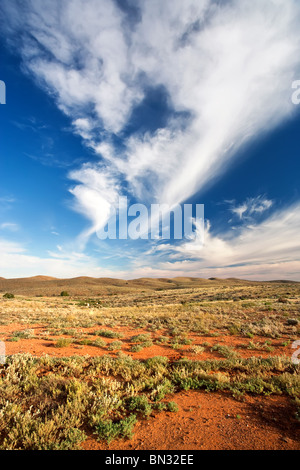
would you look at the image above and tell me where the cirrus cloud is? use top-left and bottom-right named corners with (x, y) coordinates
top-left (1, 0), bottom-right (300, 280)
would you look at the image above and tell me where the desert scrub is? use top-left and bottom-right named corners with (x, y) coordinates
top-left (126, 395), bottom-right (153, 417)
top-left (92, 338), bottom-right (106, 348)
top-left (169, 356), bottom-right (300, 397)
top-left (246, 340), bottom-right (263, 350)
top-left (96, 329), bottom-right (123, 339)
top-left (131, 333), bottom-right (152, 343)
top-left (155, 335), bottom-right (169, 344)
top-left (167, 401), bottom-right (179, 412)
top-left (0, 402), bottom-right (87, 450)
top-left (54, 338), bottom-right (73, 348)
top-left (210, 344), bottom-right (240, 359)
top-left (227, 323), bottom-right (242, 335)
top-left (94, 415), bottom-right (137, 444)
top-left (130, 341), bottom-right (153, 352)
top-left (0, 356), bottom-right (88, 449)
top-left (171, 335), bottom-right (193, 346)
top-left (130, 344), bottom-right (144, 352)
top-left (189, 345), bottom-right (205, 355)
top-left (245, 319), bottom-right (283, 339)
top-left (76, 338), bottom-right (94, 346)
top-left (75, 338), bottom-right (106, 349)
top-left (60, 291), bottom-right (69, 297)
top-left (10, 329), bottom-right (35, 340)
top-left (3, 293), bottom-right (14, 299)
top-left (107, 341), bottom-right (123, 351)
top-left (171, 342), bottom-right (183, 350)
top-left (148, 378), bottom-right (175, 402)
top-left (130, 333), bottom-right (153, 350)
top-left (0, 349), bottom-right (299, 449)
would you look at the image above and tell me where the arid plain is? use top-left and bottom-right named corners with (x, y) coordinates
top-left (0, 276), bottom-right (299, 450)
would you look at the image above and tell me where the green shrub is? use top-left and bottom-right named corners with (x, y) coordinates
top-left (171, 335), bottom-right (192, 346)
top-left (131, 334), bottom-right (152, 343)
top-left (54, 338), bottom-right (73, 348)
top-left (211, 344), bottom-right (240, 359)
top-left (96, 329), bottom-right (123, 339)
top-left (11, 329), bottom-right (34, 340)
top-left (94, 415), bottom-right (137, 444)
top-left (107, 341), bottom-right (123, 351)
top-left (92, 338), bottom-right (106, 348)
top-left (130, 344), bottom-right (143, 352)
top-left (3, 293), bottom-right (14, 299)
top-left (127, 395), bottom-right (152, 417)
top-left (153, 402), bottom-right (167, 411)
top-left (167, 401), bottom-right (179, 412)
top-left (60, 291), bottom-right (69, 297)
top-left (156, 336), bottom-right (169, 344)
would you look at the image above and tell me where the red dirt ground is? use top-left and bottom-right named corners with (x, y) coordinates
top-left (82, 390), bottom-right (300, 451)
top-left (0, 322), bottom-right (292, 361)
top-left (1, 322), bottom-right (299, 450)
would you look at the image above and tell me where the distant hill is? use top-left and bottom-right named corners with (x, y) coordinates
top-left (0, 275), bottom-right (298, 297)
top-left (26, 275), bottom-right (58, 281)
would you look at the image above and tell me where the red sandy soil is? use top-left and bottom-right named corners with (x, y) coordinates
top-left (82, 390), bottom-right (300, 451)
top-left (1, 323), bottom-right (299, 450)
top-left (0, 322), bottom-right (292, 361)
top-left (1, 277), bottom-right (299, 450)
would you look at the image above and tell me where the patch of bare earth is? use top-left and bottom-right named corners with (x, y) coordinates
top-left (82, 390), bottom-right (300, 450)
top-left (0, 323), bottom-right (292, 361)
top-left (0, 278), bottom-right (299, 451)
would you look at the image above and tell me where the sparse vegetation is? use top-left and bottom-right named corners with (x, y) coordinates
top-left (0, 278), bottom-right (299, 449)
top-left (54, 338), bottom-right (73, 348)
top-left (167, 401), bottom-right (179, 412)
top-left (60, 291), bottom-right (69, 297)
top-left (107, 340), bottom-right (123, 351)
top-left (3, 293), bottom-right (14, 299)
top-left (96, 329), bottom-right (123, 339)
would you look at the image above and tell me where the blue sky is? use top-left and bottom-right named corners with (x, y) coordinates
top-left (0, 0), bottom-right (300, 280)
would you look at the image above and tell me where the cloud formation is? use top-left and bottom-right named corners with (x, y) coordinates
top-left (229, 196), bottom-right (273, 220)
top-left (130, 201), bottom-right (300, 280)
top-left (0, 200), bottom-right (300, 280)
top-left (1, 0), bottom-right (300, 280)
top-left (2, 0), bottom-right (300, 235)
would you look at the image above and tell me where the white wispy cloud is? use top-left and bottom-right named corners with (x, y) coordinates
top-left (1, 201), bottom-right (300, 280)
top-left (139, 202), bottom-right (300, 280)
top-left (0, 238), bottom-right (117, 279)
top-left (68, 164), bottom-right (121, 246)
top-left (0, 222), bottom-right (20, 232)
top-left (1, 0), bottom-right (300, 280)
top-left (3, 0), bottom-right (300, 240)
top-left (0, 196), bottom-right (16, 208)
top-left (230, 196), bottom-right (273, 220)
